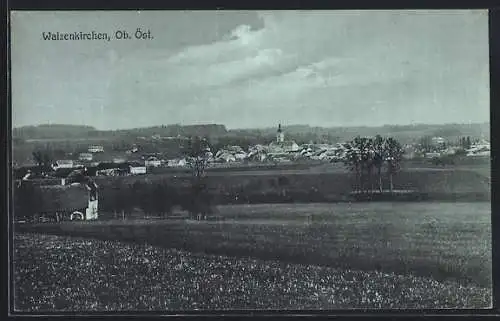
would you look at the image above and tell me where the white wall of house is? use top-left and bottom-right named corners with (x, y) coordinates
top-left (55, 160), bottom-right (74, 169)
top-left (88, 145), bottom-right (104, 153)
top-left (145, 159), bottom-right (162, 167)
top-left (86, 199), bottom-right (99, 220)
top-left (79, 153), bottom-right (93, 161)
top-left (130, 166), bottom-right (147, 174)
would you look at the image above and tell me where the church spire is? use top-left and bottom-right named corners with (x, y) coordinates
top-left (276, 123), bottom-right (284, 143)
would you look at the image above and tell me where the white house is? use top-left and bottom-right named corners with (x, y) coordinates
top-left (113, 157), bottom-right (127, 164)
top-left (79, 153), bottom-right (93, 161)
top-left (167, 158), bottom-right (188, 167)
top-left (234, 151), bottom-right (248, 161)
top-left (129, 165), bottom-right (147, 175)
top-left (145, 157), bottom-right (162, 167)
top-left (222, 153), bottom-right (237, 163)
top-left (466, 143), bottom-right (490, 157)
top-left (53, 159), bottom-right (74, 169)
top-left (88, 145), bottom-right (104, 153)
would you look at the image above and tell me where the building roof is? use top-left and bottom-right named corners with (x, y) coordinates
top-left (36, 184), bottom-right (89, 212)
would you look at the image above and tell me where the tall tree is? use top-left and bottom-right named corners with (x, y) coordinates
top-left (185, 136), bottom-right (211, 180)
top-left (419, 136), bottom-right (433, 153)
top-left (183, 136), bottom-right (213, 218)
top-left (355, 136), bottom-right (375, 194)
top-left (372, 135), bottom-right (386, 193)
top-left (466, 136), bottom-right (472, 149)
top-left (385, 137), bottom-right (404, 193)
top-left (344, 141), bottom-right (362, 193)
top-left (345, 136), bottom-right (375, 194)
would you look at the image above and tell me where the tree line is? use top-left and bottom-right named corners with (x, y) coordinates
top-left (343, 135), bottom-right (404, 194)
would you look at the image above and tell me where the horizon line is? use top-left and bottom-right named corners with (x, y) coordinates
top-left (13, 121), bottom-right (491, 132)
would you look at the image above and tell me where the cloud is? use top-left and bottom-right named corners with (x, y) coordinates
top-left (12, 10), bottom-right (489, 129)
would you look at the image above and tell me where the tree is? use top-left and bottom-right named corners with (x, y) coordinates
top-left (344, 136), bottom-right (375, 194)
top-left (385, 137), bottom-right (404, 193)
top-left (185, 136), bottom-right (211, 180)
top-left (344, 142), bottom-right (362, 193)
top-left (32, 150), bottom-right (53, 174)
top-left (372, 135), bottom-right (386, 193)
top-left (420, 136), bottom-right (434, 153)
top-left (150, 183), bottom-right (176, 218)
top-left (183, 136), bottom-right (213, 218)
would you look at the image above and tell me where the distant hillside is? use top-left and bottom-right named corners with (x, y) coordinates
top-left (13, 124), bottom-right (98, 140)
top-left (13, 122), bottom-right (489, 145)
top-left (232, 123), bottom-right (490, 144)
top-left (117, 124), bottom-right (228, 138)
top-left (13, 124), bottom-right (228, 141)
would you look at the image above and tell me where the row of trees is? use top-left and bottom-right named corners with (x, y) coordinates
top-left (99, 179), bottom-right (214, 219)
top-left (343, 135), bottom-right (404, 194)
top-left (102, 136), bottom-right (215, 219)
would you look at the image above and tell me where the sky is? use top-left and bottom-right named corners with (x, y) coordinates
top-left (11, 10), bottom-right (490, 130)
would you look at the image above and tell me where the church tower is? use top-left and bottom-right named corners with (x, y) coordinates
top-left (276, 123), bottom-right (285, 143)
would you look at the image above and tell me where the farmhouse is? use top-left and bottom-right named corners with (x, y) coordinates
top-left (23, 177), bottom-right (98, 222)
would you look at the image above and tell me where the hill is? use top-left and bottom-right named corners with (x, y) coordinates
top-left (231, 123), bottom-right (490, 145)
top-left (13, 124), bottom-right (229, 141)
top-left (13, 122), bottom-right (489, 144)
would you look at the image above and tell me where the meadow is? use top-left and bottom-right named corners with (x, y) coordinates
top-left (13, 157), bottom-right (492, 310)
top-left (13, 232), bottom-right (491, 311)
top-left (16, 202), bottom-right (492, 289)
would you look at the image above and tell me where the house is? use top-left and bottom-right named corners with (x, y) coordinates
top-left (431, 137), bottom-right (446, 146)
top-left (226, 145), bottom-right (244, 153)
top-left (79, 153), bottom-right (93, 161)
top-left (234, 151), bottom-right (248, 161)
top-left (167, 158), bottom-right (188, 167)
top-left (24, 177), bottom-right (98, 222)
top-left (129, 165), bottom-right (147, 175)
top-left (113, 157), bottom-right (127, 164)
top-left (52, 159), bottom-right (74, 170)
top-left (466, 144), bottom-right (490, 157)
top-left (145, 156), bottom-right (162, 167)
top-left (215, 151), bottom-right (237, 163)
top-left (88, 145), bottom-right (104, 153)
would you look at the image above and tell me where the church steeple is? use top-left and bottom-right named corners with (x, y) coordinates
top-left (276, 123), bottom-right (285, 143)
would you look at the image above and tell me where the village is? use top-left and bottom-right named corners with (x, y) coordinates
top-left (14, 124), bottom-right (491, 182)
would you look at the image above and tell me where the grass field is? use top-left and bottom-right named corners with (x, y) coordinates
top-left (93, 163), bottom-right (490, 205)
top-left (15, 202), bottom-right (492, 289)
top-left (13, 233), bottom-right (491, 311)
